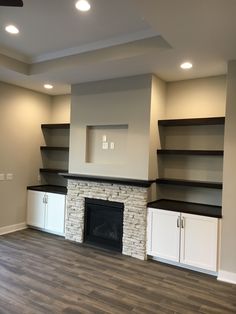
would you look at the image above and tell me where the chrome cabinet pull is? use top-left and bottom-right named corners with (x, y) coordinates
top-left (181, 217), bottom-right (185, 228)
top-left (177, 216), bottom-right (180, 228)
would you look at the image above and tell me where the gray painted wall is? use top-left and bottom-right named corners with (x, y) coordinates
top-left (221, 61), bottom-right (236, 275)
top-left (0, 82), bottom-right (51, 228)
top-left (70, 74), bottom-right (154, 180)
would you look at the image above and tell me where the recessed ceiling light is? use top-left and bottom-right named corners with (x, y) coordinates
top-left (44, 84), bottom-right (53, 90)
top-left (75, 0), bottom-right (91, 12)
top-left (5, 25), bottom-right (19, 34)
top-left (180, 62), bottom-right (193, 70)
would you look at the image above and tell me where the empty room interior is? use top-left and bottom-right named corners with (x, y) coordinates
top-left (0, 0), bottom-right (236, 313)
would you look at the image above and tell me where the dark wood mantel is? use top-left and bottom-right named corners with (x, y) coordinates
top-left (60, 173), bottom-right (155, 187)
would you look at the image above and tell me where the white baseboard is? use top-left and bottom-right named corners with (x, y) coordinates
top-left (0, 222), bottom-right (27, 235)
top-left (218, 270), bottom-right (236, 285)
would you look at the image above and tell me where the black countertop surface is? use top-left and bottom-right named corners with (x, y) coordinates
top-left (147, 199), bottom-right (222, 218)
top-left (27, 185), bottom-right (67, 195)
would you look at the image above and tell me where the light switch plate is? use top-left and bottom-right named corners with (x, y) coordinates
top-left (0, 173), bottom-right (5, 181)
top-left (102, 135), bottom-right (107, 142)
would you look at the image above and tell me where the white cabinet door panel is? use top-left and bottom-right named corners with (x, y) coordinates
top-left (148, 209), bottom-right (180, 262)
top-left (180, 213), bottom-right (218, 271)
top-left (45, 193), bottom-right (65, 235)
top-left (27, 190), bottom-right (45, 228)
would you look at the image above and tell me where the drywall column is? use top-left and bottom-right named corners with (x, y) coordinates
top-left (219, 60), bottom-right (236, 284)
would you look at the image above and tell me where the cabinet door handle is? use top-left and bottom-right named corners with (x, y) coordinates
top-left (45, 195), bottom-right (48, 204)
top-left (177, 216), bottom-right (180, 228)
top-left (181, 217), bottom-right (185, 229)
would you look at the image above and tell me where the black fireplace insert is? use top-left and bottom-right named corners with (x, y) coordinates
top-left (84, 198), bottom-right (124, 252)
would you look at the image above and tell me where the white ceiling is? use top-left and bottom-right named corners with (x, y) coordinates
top-left (0, 0), bottom-right (235, 95)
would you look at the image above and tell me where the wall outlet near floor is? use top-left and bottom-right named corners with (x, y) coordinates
top-left (6, 173), bottom-right (13, 180)
top-left (0, 173), bottom-right (5, 181)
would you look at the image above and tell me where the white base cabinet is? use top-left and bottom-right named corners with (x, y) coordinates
top-left (27, 190), bottom-right (66, 236)
top-left (147, 208), bottom-right (218, 273)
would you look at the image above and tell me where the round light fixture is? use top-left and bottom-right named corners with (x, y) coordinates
top-left (180, 62), bottom-right (193, 70)
top-left (44, 84), bottom-right (53, 90)
top-left (75, 0), bottom-right (91, 12)
top-left (5, 25), bottom-right (19, 34)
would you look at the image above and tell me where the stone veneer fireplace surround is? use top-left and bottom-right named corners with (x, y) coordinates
top-left (64, 175), bottom-right (153, 260)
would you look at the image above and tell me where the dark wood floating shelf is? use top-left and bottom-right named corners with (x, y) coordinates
top-left (158, 117), bottom-right (225, 127)
top-left (147, 199), bottom-right (222, 218)
top-left (41, 123), bottom-right (70, 129)
top-left (40, 168), bottom-right (68, 174)
top-left (156, 178), bottom-right (222, 189)
top-left (27, 185), bottom-right (67, 195)
top-left (40, 146), bottom-right (69, 151)
top-left (157, 149), bottom-right (224, 156)
top-left (60, 173), bottom-right (155, 187)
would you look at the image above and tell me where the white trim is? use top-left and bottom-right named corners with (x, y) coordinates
top-left (32, 30), bottom-right (159, 63)
top-left (149, 256), bottom-right (218, 276)
top-left (218, 270), bottom-right (236, 285)
top-left (0, 222), bottom-right (27, 235)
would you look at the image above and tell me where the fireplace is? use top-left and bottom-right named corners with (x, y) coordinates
top-left (84, 198), bottom-right (124, 252)
top-left (65, 179), bottom-right (150, 260)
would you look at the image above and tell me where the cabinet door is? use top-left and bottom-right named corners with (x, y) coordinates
top-left (147, 208), bottom-right (180, 262)
top-left (45, 193), bottom-right (65, 235)
top-left (27, 190), bottom-right (45, 228)
top-left (180, 213), bottom-right (218, 271)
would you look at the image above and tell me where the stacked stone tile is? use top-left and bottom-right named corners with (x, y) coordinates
top-left (66, 179), bottom-right (149, 260)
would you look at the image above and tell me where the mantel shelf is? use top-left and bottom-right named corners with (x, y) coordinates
top-left (40, 146), bottom-right (69, 151)
top-left (41, 123), bottom-right (70, 129)
top-left (60, 173), bottom-right (155, 187)
top-left (158, 117), bottom-right (225, 126)
top-left (40, 168), bottom-right (68, 174)
top-left (157, 149), bottom-right (224, 156)
top-left (156, 178), bottom-right (222, 189)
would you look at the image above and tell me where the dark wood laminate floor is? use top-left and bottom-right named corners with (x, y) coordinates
top-left (0, 229), bottom-right (235, 314)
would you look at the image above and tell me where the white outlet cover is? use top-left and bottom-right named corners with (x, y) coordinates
top-left (102, 142), bottom-right (109, 150)
top-left (0, 174), bottom-right (5, 181)
top-left (6, 173), bottom-right (13, 180)
top-left (102, 135), bottom-right (107, 142)
top-left (110, 142), bottom-right (115, 149)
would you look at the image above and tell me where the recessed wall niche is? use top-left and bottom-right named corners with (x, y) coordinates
top-left (86, 124), bottom-right (128, 164)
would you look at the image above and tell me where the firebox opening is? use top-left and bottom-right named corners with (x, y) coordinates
top-left (84, 198), bottom-right (124, 252)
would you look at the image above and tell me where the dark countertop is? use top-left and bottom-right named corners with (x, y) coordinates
top-left (27, 185), bottom-right (67, 195)
top-left (147, 199), bottom-right (222, 218)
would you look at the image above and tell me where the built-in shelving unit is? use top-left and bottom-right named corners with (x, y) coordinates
top-left (155, 116), bottom-right (225, 215)
top-left (40, 146), bottom-right (69, 151)
top-left (40, 168), bottom-right (68, 174)
top-left (156, 178), bottom-right (222, 189)
top-left (158, 117), bottom-right (225, 126)
top-left (41, 123), bottom-right (70, 129)
top-left (157, 149), bottom-right (224, 156)
top-left (40, 123), bottom-right (70, 186)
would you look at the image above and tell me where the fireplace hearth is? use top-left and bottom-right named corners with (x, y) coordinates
top-left (84, 198), bottom-right (124, 252)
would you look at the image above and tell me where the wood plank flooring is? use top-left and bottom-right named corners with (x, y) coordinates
top-left (0, 229), bottom-right (235, 314)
